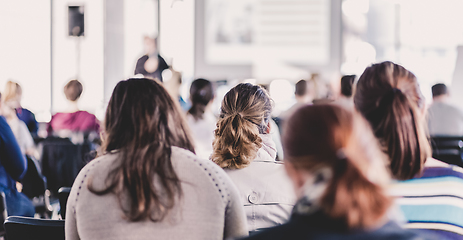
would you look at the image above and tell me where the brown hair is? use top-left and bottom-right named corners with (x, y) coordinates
top-left (211, 83), bottom-right (272, 169)
top-left (188, 78), bottom-right (214, 121)
top-left (3, 81), bottom-right (22, 104)
top-left (89, 78), bottom-right (195, 222)
top-left (354, 61), bottom-right (431, 180)
top-left (64, 80), bottom-right (83, 101)
top-left (295, 79), bottom-right (308, 96)
top-left (283, 104), bottom-right (391, 229)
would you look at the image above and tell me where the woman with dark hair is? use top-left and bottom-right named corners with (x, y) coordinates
top-left (355, 61), bottom-right (463, 238)
top-left (240, 104), bottom-right (421, 240)
top-left (65, 78), bottom-right (248, 240)
top-left (212, 83), bottom-right (296, 232)
top-left (186, 78), bottom-right (216, 159)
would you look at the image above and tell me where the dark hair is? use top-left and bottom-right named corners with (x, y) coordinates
top-left (283, 104), bottom-right (391, 229)
top-left (64, 80), bottom-right (83, 101)
top-left (89, 78), bottom-right (195, 222)
top-left (354, 61), bottom-right (431, 180)
top-left (212, 83), bottom-right (272, 169)
top-left (188, 78), bottom-right (214, 121)
top-left (340, 75), bottom-right (356, 97)
top-left (295, 80), bottom-right (308, 96)
top-left (431, 83), bottom-right (448, 98)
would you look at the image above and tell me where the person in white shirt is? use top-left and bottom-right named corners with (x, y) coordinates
top-left (427, 83), bottom-right (463, 136)
top-left (186, 78), bottom-right (216, 159)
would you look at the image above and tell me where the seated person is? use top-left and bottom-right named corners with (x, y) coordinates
top-left (212, 83), bottom-right (296, 232)
top-left (48, 80), bottom-right (99, 139)
top-left (3, 81), bottom-right (38, 137)
top-left (335, 75), bottom-right (355, 109)
top-left (186, 78), bottom-right (216, 159)
top-left (278, 79), bottom-right (312, 121)
top-left (0, 114), bottom-right (35, 217)
top-left (427, 83), bottom-right (463, 136)
top-left (241, 104), bottom-right (421, 240)
top-left (65, 78), bottom-right (248, 240)
top-left (355, 61), bottom-right (463, 238)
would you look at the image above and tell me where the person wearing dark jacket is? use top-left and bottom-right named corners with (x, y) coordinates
top-left (0, 115), bottom-right (35, 217)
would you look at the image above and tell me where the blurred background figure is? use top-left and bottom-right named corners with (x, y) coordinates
top-left (48, 80), bottom-right (99, 139)
top-left (427, 83), bottom-right (463, 136)
top-left (186, 78), bottom-right (216, 159)
top-left (279, 80), bottom-right (312, 122)
top-left (241, 104), bottom-right (420, 240)
top-left (335, 75), bottom-right (356, 109)
top-left (355, 61), bottom-right (463, 239)
top-left (1, 91), bottom-right (35, 157)
top-left (2, 81), bottom-right (38, 138)
top-left (212, 83), bottom-right (296, 233)
top-left (134, 36), bottom-right (169, 81)
top-left (163, 69), bottom-right (189, 111)
top-left (0, 109), bottom-right (35, 217)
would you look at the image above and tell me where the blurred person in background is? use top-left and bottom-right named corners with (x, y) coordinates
top-left (3, 81), bottom-right (38, 137)
top-left (163, 69), bottom-right (189, 111)
top-left (134, 36), bottom-right (169, 81)
top-left (427, 83), bottom-right (463, 136)
top-left (66, 78), bottom-right (248, 240)
top-left (212, 83), bottom-right (296, 232)
top-left (0, 98), bottom-right (35, 217)
top-left (241, 104), bottom-right (422, 240)
top-left (1, 91), bottom-right (35, 157)
top-left (279, 79), bottom-right (313, 121)
top-left (335, 75), bottom-right (355, 109)
top-left (186, 78), bottom-right (216, 159)
top-left (355, 61), bottom-right (463, 238)
top-left (48, 80), bottom-right (100, 138)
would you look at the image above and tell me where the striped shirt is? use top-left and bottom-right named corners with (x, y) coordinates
top-left (390, 166), bottom-right (463, 239)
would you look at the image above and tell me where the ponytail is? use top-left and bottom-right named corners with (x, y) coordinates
top-left (321, 154), bottom-right (391, 229)
top-left (212, 113), bottom-right (262, 169)
top-left (212, 83), bottom-right (272, 169)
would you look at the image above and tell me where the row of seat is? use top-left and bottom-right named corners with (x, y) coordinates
top-left (0, 187), bottom-right (70, 240)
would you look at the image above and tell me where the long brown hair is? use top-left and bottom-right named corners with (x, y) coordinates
top-left (354, 61), bottom-right (431, 180)
top-left (211, 83), bottom-right (272, 169)
top-left (283, 104), bottom-right (391, 229)
top-left (89, 78), bottom-right (195, 222)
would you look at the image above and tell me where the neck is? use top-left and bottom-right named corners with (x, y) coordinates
top-left (66, 101), bottom-right (80, 113)
top-left (433, 95), bottom-right (449, 103)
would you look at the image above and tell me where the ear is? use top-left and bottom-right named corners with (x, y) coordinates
top-left (266, 121), bottom-right (271, 134)
top-left (284, 161), bottom-right (305, 195)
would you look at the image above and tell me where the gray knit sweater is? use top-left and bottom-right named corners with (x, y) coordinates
top-left (65, 147), bottom-right (248, 240)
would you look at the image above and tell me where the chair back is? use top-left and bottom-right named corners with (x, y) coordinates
top-left (0, 191), bottom-right (7, 236)
top-left (21, 155), bottom-right (47, 199)
top-left (431, 136), bottom-right (463, 167)
top-left (4, 216), bottom-right (65, 240)
top-left (58, 187), bottom-right (71, 219)
top-left (40, 136), bottom-right (94, 196)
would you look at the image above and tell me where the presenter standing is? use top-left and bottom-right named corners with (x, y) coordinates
top-left (134, 36), bottom-right (169, 81)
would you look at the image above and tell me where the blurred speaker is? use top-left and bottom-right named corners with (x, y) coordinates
top-left (68, 6), bottom-right (84, 36)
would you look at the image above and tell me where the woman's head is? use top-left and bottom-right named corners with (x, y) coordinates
top-left (3, 81), bottom-right (22, 108)
top-left (91, 78), bottom-right (194, 222)
top-left (283, 104), bottom-right (391, 229)
top-left (354, 61), bottom-right (431, 180)
top-left (211, 83), bottom-right (272, 169)
top-left (64, 80), bottom-right (83, 102)
top-left (188, 78), bottom-right (214, 121)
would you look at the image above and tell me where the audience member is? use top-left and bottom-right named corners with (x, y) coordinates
top-left (134, 36), bottom-right (169, 81)
top-left (355, 61), bottom-right (463, 238)
top-left (336, 75), bottom-right (355, 109)
top-left (0, 113), bottom-right (35, 217)
top-left (427, 83), bottom-right (463, 136)
top-left (241, 104), bottom-right (422, 240)
top-left (65, 78), bottom-right (247, 240)
top-left (212, 83), bottom-right (296, 232)
top-left (1, 92), bottom-right (35, 156)
top-left (186, 78), bottom-right (216, 159)
top-left (3, 81), bottom-right (38, 137)
top-left (48, 80), bottom-right (100, 137)
top-left (279, 80), bottom-right (312, 121)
